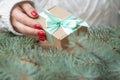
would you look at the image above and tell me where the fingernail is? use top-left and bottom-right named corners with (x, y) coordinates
top-left (39, 37), bottom-right (45, 41)
top-left (31, 11), bottom-right (38, 17)
top-left (38, 30), bottom-right (45, 36)
top-left (34, 24), bottom-right (43, 30)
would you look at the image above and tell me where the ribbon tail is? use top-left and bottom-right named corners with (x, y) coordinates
top-left (78, 21), bottom-right (90, 28)
top-left (61, 20), bottom-right (89, 35)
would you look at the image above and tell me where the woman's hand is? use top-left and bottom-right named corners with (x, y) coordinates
top-left (11, 2), bottom-right (46, 41)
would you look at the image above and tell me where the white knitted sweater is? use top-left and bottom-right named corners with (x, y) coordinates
top-left (0, 0), bottom-right (120, 35)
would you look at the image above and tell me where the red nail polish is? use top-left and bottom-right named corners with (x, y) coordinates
top-left (31, 11), bottom-right (38, 17)
top-left (39, 37), bottom-right (45, 41)
top-left (34, 24), bottom-right (43, 30)
top-left (38, 30), bottom-right (45, 36)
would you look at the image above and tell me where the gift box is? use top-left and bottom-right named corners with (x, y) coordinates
top-left (36, 6), bottom-right (89, 49)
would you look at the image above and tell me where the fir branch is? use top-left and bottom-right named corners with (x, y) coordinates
top-left (0, 25), bottom-right (120, 80)
top-left (0, 54), bottom-right (38, 80)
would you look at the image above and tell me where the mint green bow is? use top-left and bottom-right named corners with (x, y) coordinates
top-left (39, 9), bottom-right (89, 35)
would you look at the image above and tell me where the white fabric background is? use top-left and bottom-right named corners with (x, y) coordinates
top-left (0, 0), bottom-right (120, 34)
top-left (42, 0), bottom-right (120, 26)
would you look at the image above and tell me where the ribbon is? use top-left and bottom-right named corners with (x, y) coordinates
top-left (39, 9), bottom-right (89, 35)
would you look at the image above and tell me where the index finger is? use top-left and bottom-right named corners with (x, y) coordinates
top-left (21, 2), bottom-right (38, 18)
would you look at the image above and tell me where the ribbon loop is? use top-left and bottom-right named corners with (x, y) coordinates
top-left (39, 9), bottom-right (89, 35)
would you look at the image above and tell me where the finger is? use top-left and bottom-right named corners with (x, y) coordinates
top-left (13, 20), bottom-right (46, 41)
top-left (21, 3), bottom-right (38, 18)
top-left (12, 19), bottom-right (45, 37)
top-left (11, 19), bottom-right (39, 40)
top-left (27, 33), bottom-right (46, 41)
top-left (11, 7), bottom-right (42, 29)
top-left (27, 35), bottom-right (39, 40)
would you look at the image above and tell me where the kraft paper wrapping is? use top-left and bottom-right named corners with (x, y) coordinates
top-left (36, 6), bottom-right (88, 49)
